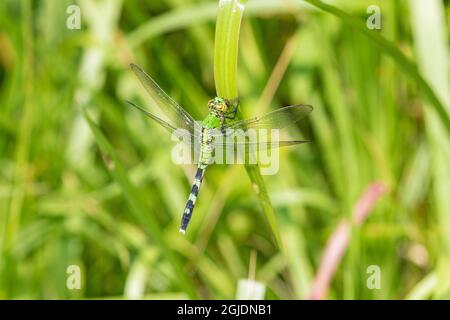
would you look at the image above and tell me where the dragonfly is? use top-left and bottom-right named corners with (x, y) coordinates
top-left (128, 63), bottom-right (313, 234)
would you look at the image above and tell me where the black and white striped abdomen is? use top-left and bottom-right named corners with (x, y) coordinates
top-left (179, 166), bottom-right (206, 233)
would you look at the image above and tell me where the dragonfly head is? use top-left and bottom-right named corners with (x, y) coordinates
top-left (208, 97), bottom-right (230, 114)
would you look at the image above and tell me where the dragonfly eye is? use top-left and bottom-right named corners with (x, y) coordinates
top-left (218, 103), bottom-right (227, 112)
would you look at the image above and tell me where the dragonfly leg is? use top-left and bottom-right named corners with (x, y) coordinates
top-left (224, 98), bottom-right (240, 120)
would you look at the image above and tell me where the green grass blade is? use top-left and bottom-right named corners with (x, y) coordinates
top-left (80, 108), bottom-right (197, 298)
top-left (214, 0), bottom-right (246, 98)
top-left (213, 0), bottom-right (282, 248)
top-left (303, 0), bottom-right (450, 135)
top-left (406, 272), bottom-right (437, 300)
top-left (409, 0), bottom-right (450, 297)
top-left (126, 0), bottom-right (312, 48)
top-left (244, 166), bottom-right (283, 248)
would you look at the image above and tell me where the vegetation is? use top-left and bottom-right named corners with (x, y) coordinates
top-left (0, 0), bottom-right (449, 299)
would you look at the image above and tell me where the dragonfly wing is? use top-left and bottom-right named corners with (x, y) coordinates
top-left (130, 63), bottom-right (196, 134)
top-left (214, 140), bottom-right (310, 152)
top-left (126, 101), bottom-right (177, 133)
top-left (213, 140), bottom-right (310, 164)
top-left (222, 104), bottom-right (313, 131)
top-left (126, 101), bottom-right (196, 145)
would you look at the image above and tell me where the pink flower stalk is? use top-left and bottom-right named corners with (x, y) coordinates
top-left (308, 182), bottom-right (388, 300)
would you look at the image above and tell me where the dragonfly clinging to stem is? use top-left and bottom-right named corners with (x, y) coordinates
top-left (128, 63), bottom-right (313, 234)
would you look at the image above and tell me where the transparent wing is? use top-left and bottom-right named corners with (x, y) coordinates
top-left (130, 63), bottom-right (196, 134)
top-left (213, 140), bottom-right (310, 164)
top-left (126, 101), bottom-right (177, 133)
top-left (210, 104), bottom-right (312, 163)
top-left (214, 140), bottom-right (310, 153)
top-left (222, 104), bottom-right (313, 131)
top-left (126, 101), bottom-right (196, 144)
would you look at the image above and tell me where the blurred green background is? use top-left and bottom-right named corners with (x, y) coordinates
top-left (0, 0), bottom-right (449, 299)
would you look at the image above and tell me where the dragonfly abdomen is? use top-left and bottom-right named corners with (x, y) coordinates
top-left (199, 128), bottom-right (215, 166)
top-left (179, 166), bottom-right (207, 234)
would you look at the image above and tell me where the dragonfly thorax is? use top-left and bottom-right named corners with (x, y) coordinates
top-left (202, 112), bottom-right (223, 129)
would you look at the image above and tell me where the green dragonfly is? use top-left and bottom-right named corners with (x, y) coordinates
top-left (128, 63), bottom-right (312, 234)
